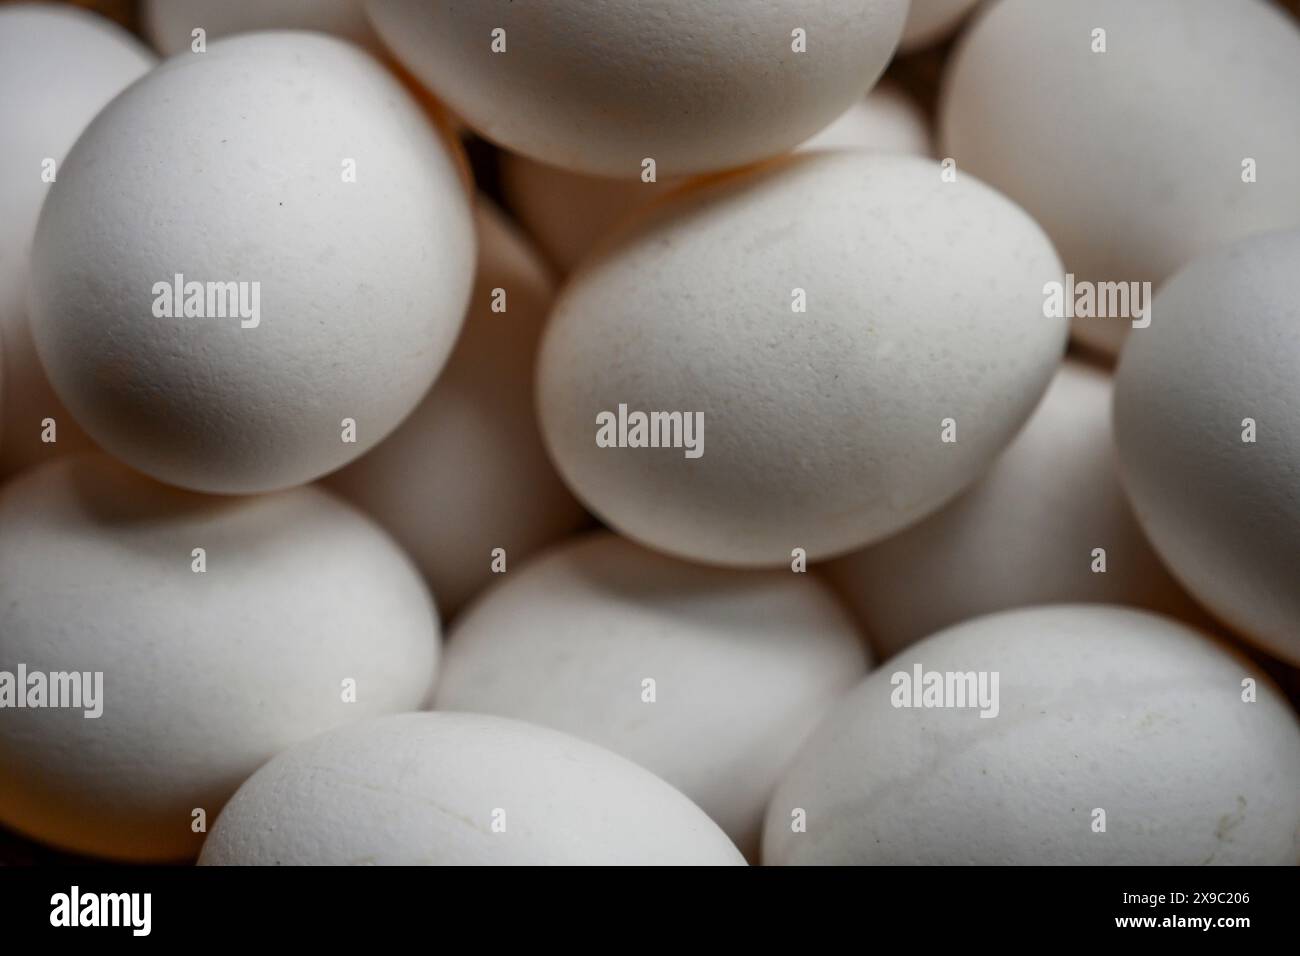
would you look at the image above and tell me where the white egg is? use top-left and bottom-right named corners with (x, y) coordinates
top-left (0, 5), bottom-right (155, 479)
top-left (364, 0), bottom-right (909, 177)
top-left (797, 82), bottom-right (933, 156)
top-left (498, 158), bottom-right (676, 277)
top-left (764, 605), bottom-right (1300, 865)
top-left (500, 82), bottom-right (932, 274)
top-left (1114, 229), bottom-right (1300, 666)
top-left (900, 0), bottom-right (982, 51)
top-left (327, 200), bottom-right (588, 617)
top-left (437, 532), bottom-right (868, 854)
top-left (537, 152), bottom-right (1067, 567)
top-left (0, 454), bottom-right (439, 861)
top-left (199, 712), bottom-right (746, 865)
top-left (827, 359), bottom-right (1208, 656)
top-left (940, 0), bottom-right (1300, 357)
top-left (144, 0), bottom-right (379, 56)
top-left (29, 31), bottom-right (474, 494)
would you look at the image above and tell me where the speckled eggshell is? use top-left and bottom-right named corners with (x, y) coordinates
top-left (29, 31), bottom-right (475, 495)
top-left (537, 152), bottom-right (1067, 567)
top-left (940, 0), bottom-right (1300, 357)
top-left (0, 454), bottom-right (439, 862)
top-left (144, 0), bottom-right (380, 56)
top-left (763, 605), bottom-right (1300, 865)
top-left (198, 712), bottom-right (746, 865)
top-left (500, 82), bottom-right (932, 274)
top-left (900, 0), bottom-right (982, 51)
top-left (327, 200), bottom-right (587, 618)
top-left (827, 359), bottom-right (1208, 657)
top-left (1114, 230), bottom-right (1300, 666)
top-left (437, 532), bottom-right (868, 855)
top-left (364, 0), bottom-right (909, 177)
top-left (0, 5), bottom-right (154, 479)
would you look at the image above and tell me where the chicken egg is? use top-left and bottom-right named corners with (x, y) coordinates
top-left (436, 531), bottom-right (869, 855)
top-left (1114, 229), bottom-right (1300, 666)
top-left (764, 605), bottom-right (1300, 865)
top-left (199, 712), bottom-right (746, 865)
top-left (827, 359), bottom-right (1208, 656)
top-left (0, 454), bottom-right (439, 861)
top-left (500, 82), bottom-right (932, 274)
top-left (143, 0), bottom-right (379, 56)
top-left (327, 199), bottom-right (588, 617)
top-left (900, 0), bottom-right (982, 51)
top-left (364, 0), bottom-right (909, 177)
top-left (940, 0), bottom-right (1300, 356)
top-left (537, 152), bottom-right (1067, 567)
top-left (28, 31), bottom-right (475, 494)
top-left (0, 4), bottom-right (155, 479)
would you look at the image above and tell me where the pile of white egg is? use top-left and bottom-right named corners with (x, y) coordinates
top-left (0, 0), bottom-right (1297, 867)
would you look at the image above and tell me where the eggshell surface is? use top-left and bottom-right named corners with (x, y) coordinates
top-left (498, 158), bottom-right (676, 277)
top-left (940, 0), bottom-right (1300, 356)
top-left (0, 5), bottom-right (154, 478)
top-left (0, 455), bottom-right (440, 861)
top-left (437, 532), bottom-right (869, 854)
top-left (1114, 230), bottom-right (1300, 666)
top-left (199, 712), bottom-right (746, 865)
top-left (900, 0), bottom-right (981, 51)
top-left (763, 605), bottom-right (1300, 865)
top-left (364, 0), bottom-right (909, 177)
top-left (537, 152), bottom-right (1067, 567)
top-left (29, 31), bottom-right (475, 494)
top-left (798, 82), bottom-right (932, 156)
top-left (500, 83), bottom-right (932, 274)
top-left (144, 0), bottom-right (379, 56)
top-left (827, 360), bottom-right (1206, 656)
top-left (327, 200), bottom-right (587, 617)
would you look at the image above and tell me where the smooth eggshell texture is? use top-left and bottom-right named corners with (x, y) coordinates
top-left (365, 0), bottom-right (909, 177)
top-left (0, 455), bottom-right (439, 862)
top-left (827, 359), bottom-right (1207, 656)
top-left (940, 0), bottom-right (1300, 357)
top-left (29, 31), bottom-right (475, 494)
top-left (327, 200), bottom-right (587, 618)
top-left (900, 0), bottom-right (982, 51)
top-left (144, 0), bottom-right (380, 56)
top-left (797, 82), bottom-right (933, 156)
top-left (1114, 229), bottom-right (1300, 666)
top-left (199, 712), bottom-right (746, 865)
top-left (764, 605), bottom-right (1300, 865)
top-left (537, 152), bottom-right (1067, 567)
top-left (0, 5), bottom-right (154, 478)
top-left (500, 82), bottom-right (932, 274)
top-left (437, 532), bottom-right (869, 854)
top-left (498, 156), bottom-right (676, 277)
